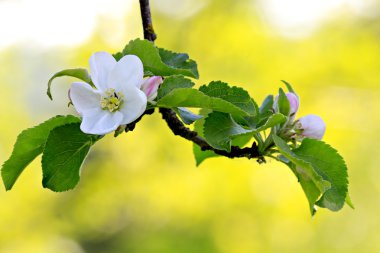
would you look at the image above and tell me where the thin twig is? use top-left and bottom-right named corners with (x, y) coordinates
top-left (139, 0), bottom-right (157, 42)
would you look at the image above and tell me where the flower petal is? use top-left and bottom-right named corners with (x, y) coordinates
top-left (119, 87), bottom-right (147, 125)
top-left (70, 82), bottom-right (101, 115)
top-left (108, 55), bottom-right (144, 92)
top-left (297, 114), bottom-right (326, 140)
top-left (141, 76), bottom-right (163, 101)
top-left (89, 52), bottom-right (116, 92)
top-left (81, 109), bottom-right (123, 135)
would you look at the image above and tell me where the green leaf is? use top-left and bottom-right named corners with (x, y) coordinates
top-left (158, 48), bottom-right (199, 79)
top-left (204, 112), bottom-right (253, 152)
top-left (345, 194), bottom-right (355, 209)
top-left (47, 68), bottom-right (92, 100)
top-left (259, 95), bottom-right (274, 114)
top-left (277, 88), bottom-right (290, 116)
top-left (174, 107), bottom-right (203, 125)
top-left (228, 113), bottom-right (286, 146)
top-left (112, 52), bottom-right (124, 61)
top-left (121, 39), bottom-right (199, 78)
top-left (42, 123), bottom-right (100, 192)
top-left (193, 109), bottom-right (219, 166)
top-left (272, 135), bottom-right (331, 214)
top-left (231, 134), bottom-right (253, 147)
top-left (157, 75), bottom-right (194, 100)
top-left (255, 113), bottom-right (286, 132)
top-left (282, 80), bottom-right (297, 94)
top-left (283, 161), bottom-right (320, 216)
top-left (199, 81), bottom-right (258, 116)
top-left (157, 88), bottom-right (253, 117)
top-left (1, 115), bottom-right (81, 190)
top-left (193, 146), bottom-right (218, 166)
top-left (293, 138), bottom-right (349, 211)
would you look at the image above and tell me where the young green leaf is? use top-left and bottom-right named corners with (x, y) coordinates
top-left (272, 135), bottom-right (331, 214)
top-left (259, 95), bottom-right (274, 114)
top-left (231, 134), bottom-right (254, 148)
top-left (193, 109), bottom-right (219, 166)
top-left (281, 80), bottom-right (297, 94)
top-left (193, 145), bottom-right (218, 166)
top-left (199, 81), bottom-right (258, 116)
top-left (277, 88), bottom-right (290, 116)
top-left (204, 112), bottom-right (253, 152)
top-left (157, 88), bottom-right (254, 117)
top-left (157, 75), bottom-right (194, 100)
top-left (293, 138), bottom-right (349, 211)
top-left (42, 123), bottom-right (100, 192)
top-left (158, 48), bottom-right (199, 79)
top-left (120, 39), bottom-right (199, 78)
top-left (174, 107), bottom-right (203, 125)
top-left (47, 68), bottom-right (92, 100)
top-left (192, 110), bottom-right (255, 165)
top-left (345, 194), bottom-right (355, 209)
top-left (255, 113), bottom-right (286, 132)
top-left (2, 115), bottom-right (81, 190)
top-left (283, 161), bottom-right (321, 216)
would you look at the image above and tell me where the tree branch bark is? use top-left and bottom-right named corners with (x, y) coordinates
top-left (139, 0), bottom-right (157, 42)
top-left (138, 0), bottom-right (262, 161)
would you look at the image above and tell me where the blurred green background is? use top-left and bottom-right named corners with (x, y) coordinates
top-left (0, 0), bottom-right (379, 252)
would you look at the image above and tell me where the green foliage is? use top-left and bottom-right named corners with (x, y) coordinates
top-left (157, 88), bottom-right (254, 117)
top-left (199, 81), bottom-right (258, 116)
top-left (203, 112), bottom-right (253, 152)
top-left (192, 110), bottom-right (219, 166)
top-left (118, 39), bottom-right (199, 78)
top-left (4, 35), bottom-right (351, 216)
top-left (42, 123), bottom-right (100, 192)
top-left (293, 138), bottom-right (348, 211)
top-left (158, 48), bottom-right (199, 79)
top-left (157, 76), bottom-right (194, 100)
top-left (273, 135), bottom-right (331, 214)
top-left (1, 115), bottom-right (81, 190)
top-left (277, 88), bottom-right (290, 116)
top-left (273, 135), bottom-right (349, 214)
top-left (259, 95), bottom-right (274, 115)
top-left (255, 113), bottom-right (286, 132)
top-left (47, 68), bottom-right (92, 100)
top-left (282, 80), bottom-right (297, 94)
top-left (174, 107), bottom-right (203, 125)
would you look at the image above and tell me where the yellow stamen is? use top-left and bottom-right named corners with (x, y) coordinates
top-left (100, 88), bottom-right (124, 112)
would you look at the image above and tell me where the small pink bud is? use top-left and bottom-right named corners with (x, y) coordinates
top-left (273, 92), bottom-right (299, 117)
top-left (141, 76), bottom-right (163, 102)
top-left (296, 114), bottom-right (326, 140)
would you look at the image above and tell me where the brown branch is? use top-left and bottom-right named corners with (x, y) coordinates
top-left (137, 0), bottom-right (263, 161)
top-left (159, 108), bottom-right (262, 160)
top-left (139, 0), bottom-right (157, 42)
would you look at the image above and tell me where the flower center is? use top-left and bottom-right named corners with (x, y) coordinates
top-left (100, 88), bottom-right (124, 112)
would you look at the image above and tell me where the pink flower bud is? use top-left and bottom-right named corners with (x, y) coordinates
top-left (141, 76), bottom-right (163, 102)
top-left (273, 92), bottom-right (299, 117)
top-left (296, 114), bottom-right (326, 140)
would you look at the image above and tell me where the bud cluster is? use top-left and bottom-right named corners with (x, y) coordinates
top-left (273, 91), bottom-right (326, 141)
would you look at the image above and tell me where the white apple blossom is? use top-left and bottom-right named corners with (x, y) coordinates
top-left (69, 52), bottom-right (147, 135)
top-left (296, 114), bottom-right (326, 140)
top-left (141, 76), bottom-right (163, 102)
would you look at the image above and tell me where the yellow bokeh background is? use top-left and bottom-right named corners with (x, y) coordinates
top-left (1, 0), bottom-right (379, 252)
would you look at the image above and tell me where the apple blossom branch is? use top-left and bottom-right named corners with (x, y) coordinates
top-left (137, 0), bottom-right (262, 161)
